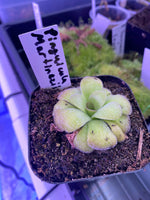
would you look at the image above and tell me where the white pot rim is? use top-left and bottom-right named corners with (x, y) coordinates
top-left (89, 5), bottom-right (130, 26)
top-left (116, 0), bottom-right (150, 15)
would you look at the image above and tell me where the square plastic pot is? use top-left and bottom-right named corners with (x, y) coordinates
top-left (89, 5), bottom-right (130, 44)
top-left (116, 0), bottom-right (150, 17)
top-left (28, 75), bottom-right (150, 184)
top-left (125, 5), bottom-right (150, 55)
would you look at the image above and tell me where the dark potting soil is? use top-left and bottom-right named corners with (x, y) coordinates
top-left (128, 6), bottom-right (150, 32)
top-left (98, 8), bottom-right (126, 21)
top-left (126, 1), bottom-right (145, 11)
top-left (29, 76), bottom-right (150, 183)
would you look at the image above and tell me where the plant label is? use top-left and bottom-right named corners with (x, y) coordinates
top-left (112, 22), bottom-right (126, 57)
top-left (91, 0), bottom-right (96, 20)
top-left (141, 48), bottom-right (150, 90)
top-left (19, 25), bottom-right (71, 89)
top-left (92, 14), bottom-right (111, 36)
top-left (32, 2), bottom-right (43, 29)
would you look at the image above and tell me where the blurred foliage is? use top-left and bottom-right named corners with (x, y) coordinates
top-left (60, 26), bottom-right (150, 118)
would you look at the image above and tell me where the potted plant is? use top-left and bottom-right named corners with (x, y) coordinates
top-left (89, 4), bottom-right (130, 30)
top-left (29, 75), bottom-right (149, 183)
top-left (89, 4), bottom-right (130, 45)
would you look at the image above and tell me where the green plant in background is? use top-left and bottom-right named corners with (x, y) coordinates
top-left (53, 77), bottom-right (132, 153)
top-left (60, 26), bottom-right (150, 119)
top-left (60, 26), bottom-right (116, 77)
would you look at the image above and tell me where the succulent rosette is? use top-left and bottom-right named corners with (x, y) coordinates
top-left (53, 76), bottom-right (132, 153)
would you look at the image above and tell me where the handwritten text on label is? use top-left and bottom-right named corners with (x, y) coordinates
top-left (19, 25), bottom-right (71, 89)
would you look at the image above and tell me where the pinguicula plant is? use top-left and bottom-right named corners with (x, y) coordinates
top-left (52, 76), bottom-right (132, 153)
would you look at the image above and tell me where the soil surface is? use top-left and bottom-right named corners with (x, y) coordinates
top-left (128, 6), bottom-right (150, 32)
top-left (126, 1), bottom-right (145, 11)
top-left (29, 76), bottom-right (150, 183)
top-left (98, 8), bottom-right (126, 21)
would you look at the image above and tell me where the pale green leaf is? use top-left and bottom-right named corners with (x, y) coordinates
top-left (92, 102), bottom-right (122, 120)
top-left (53, 100), bottom-right (75, 110)
top-left (88, 90), bottom-right (107, 110)
top-left (58, 87), bottom-right (80, 101)
top-left (85, 105), bottom-right (96, 117)
top-left (106, 94), bottom-right (132, 115)
top-left (53, 108), bottom-right (91, 133)
top-left (105, 120), bottom-right (126, 142)
top-left (67, 93), bottom-right (86, 112)
top-left (115, 115), bottom-right (131, 133)
top-left (101, 88), bottom-right (111, 96)
top-left (87, 120), bottom-right (117, 150)
top-left (74, 125), bottom-right (94, 153)
top-left (80, 76), bottom-right (103, 100)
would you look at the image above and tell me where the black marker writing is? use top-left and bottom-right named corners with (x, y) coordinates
top-left (37, 46), bottom-right (46, 58)
top-left (44, 65), bottom-right (52, 68)
top-left (58, 67), bottom-right (64, 76)
top-left (48, 48), bottom-right (58, 55)
top-left (54, 55), bottom-right (64, 66)
top-left (43, 59), bottom-right (53, 65)
top-left (44, 28), bottom-right (58, 37)
top-left (49, 42), bottom-right (56, 49)
top-left (30, 26), bottom-right (69, 88)
top-left (31, 33), bottom-right (45, 46)
top-left (45, 68), bottom-right (51, 74)
top-left (62, 75), bottom-right (68, 84)
top-left (49, 74), bottom-right (56, 86)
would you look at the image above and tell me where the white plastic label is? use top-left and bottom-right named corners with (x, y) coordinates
top-left (91, 0), bottom-right (96, 20)
top-left (19, 25), bottom-right (71, 89)
top-left (141, 48), bottom-right (150, 90)
top-left (112, 22), bottom-right (126, 57)
top-left (32, 2), bottom-right (43, 29)
top-left (92, 14), bottom-right (111, 36)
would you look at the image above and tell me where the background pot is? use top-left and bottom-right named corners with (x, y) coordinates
top-left (89, 5), bottom-right (130, 44)
top-left (116, 0), bottom-right (150, 17)
top-left (89, 5), bottom-right (130, 30)
top-left (125, 5), bottom-right (150, 55)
